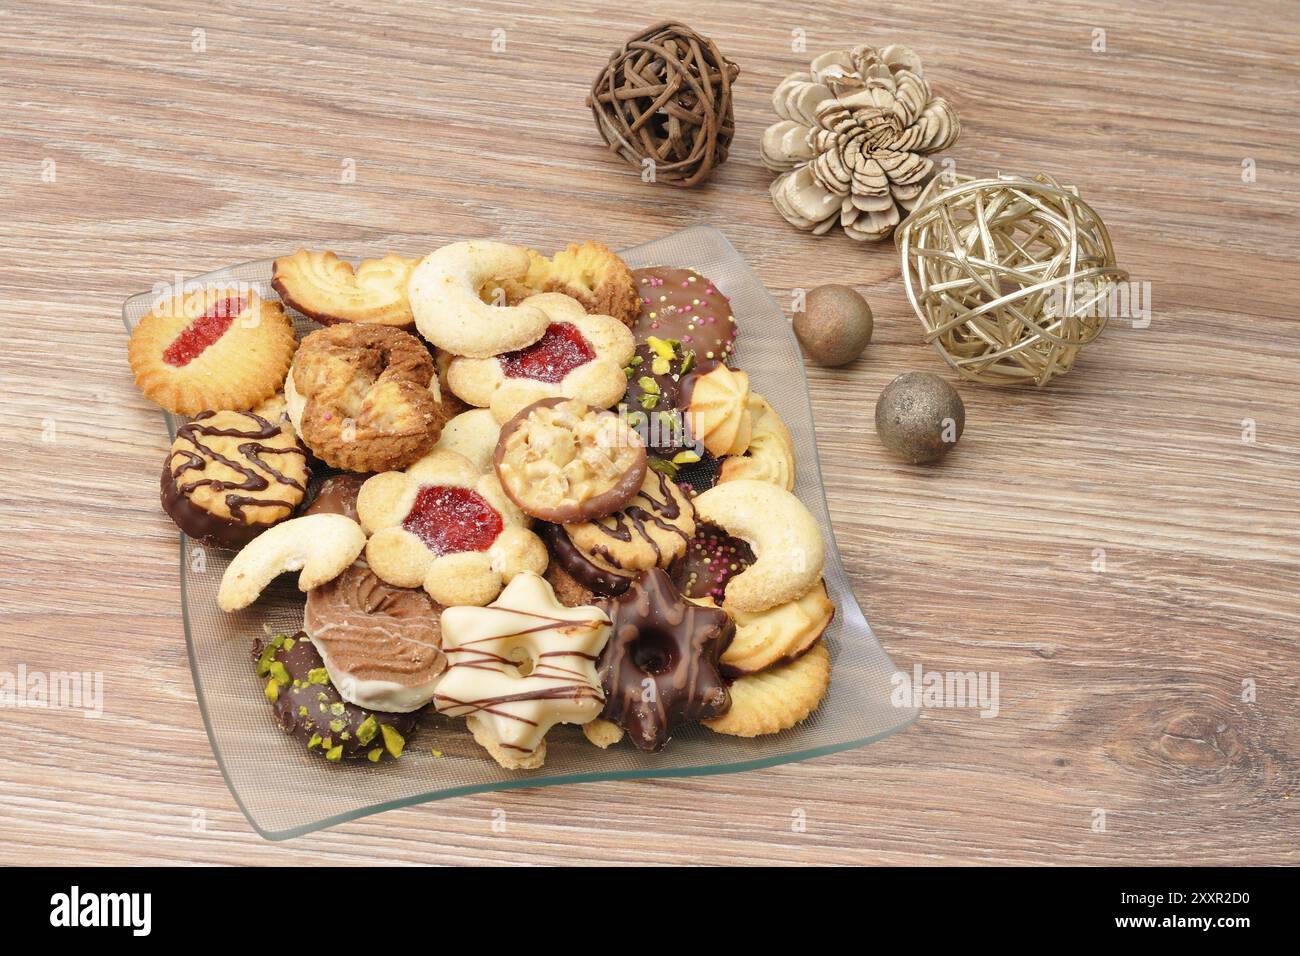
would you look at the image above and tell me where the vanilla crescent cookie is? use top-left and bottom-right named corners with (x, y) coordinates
top-left (272, 249), bottom-right (417, 328)
top-left (409, 240), bottom-right (550, 358)
top-left (447, 293), bottom-right (635, 423)
top-left (685, 364), bottom-right (752, 458)
top-left (718, 393), bottom-right (796, 490)
top-left (217, 514), bottom-right (366, 612)
top-left (704, 641), bottom-right (831, 737)
top-left (434, 572), bottom-right (610, 770)
top-left (358, 448), bottom-right (547, 607)
top-left (128, 288), bottom-right (296, 415)
top-left (706, 578), bottom-right (834, 676)
top-left (690, 480), bottom-right (825, 612)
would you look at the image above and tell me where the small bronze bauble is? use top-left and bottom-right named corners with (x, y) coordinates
top-left (874, 372), bottom-right (965, 464)
top-left (793, 284), bottom-right (874, 366)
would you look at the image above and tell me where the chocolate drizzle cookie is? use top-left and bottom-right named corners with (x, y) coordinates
top-left (597, 568), bottom-right (733, 752)
top-left (565, 469), bottom-right (695, 579)
top-left (161, 410), bottom-right (310, 549)
top-left (631, 267), bottom-right (738, 373)
top-left (253, 631), bottom-right (417, 762)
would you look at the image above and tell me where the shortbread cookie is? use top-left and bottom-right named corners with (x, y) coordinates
top-left (358, 449), bottom-right (547, 607)
top-left (272, 250), bottom-right (418, 327)
top-left (691, 480), bottom-right (825, 612)
top-left (685, 364), bottom-right (752, 458)
top-left (493, 397), bottom-right (647, 523)
top-left (409, 240), bottom-right (550, 358)
top-left (631, 267), bottom-right (738, 372)
top-left (598, 568), bottom-right (733, 752)
top-left (562, 470), bottom-right (695, 588)
top-left (716, 579), bottom-right (834, 676)
top-left (217, 513), bottom-right (366, 611)
top-left (161, 410), bottom-right (309, 549)
top-left (498, 241), bottom-right (640, 327)
top-left (704, 641), bottom-right (831, 737)
top-left (128, 288), bottom-right (296, 415)
top-left (432, 408), bottom-right (501, 474)
top-left (718, 393), bottom-right (796, 490)
top-left (290, 324), bottom-right (456, 473)
top-left (582, 717), bottom-right (625, 749)
top-left (447, 293), bottom-right (635, 423)
top-left (304, 560), bottom-right (446, 713)
top-left (434, 573), bottom-right (610, 769)
top-left (253, 631), bottom-right (417, 762)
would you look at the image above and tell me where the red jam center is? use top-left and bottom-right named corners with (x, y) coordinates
top-left (498, 322), bottom-right (595, 383)
top-left (401, 485), bottom-right (503, 555)
top-left (163, 296), bottom-right (246, 367)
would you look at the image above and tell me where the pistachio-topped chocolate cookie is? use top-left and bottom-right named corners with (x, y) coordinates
top-left (631, 267), bottom-right (738, 373)
top-left (253, 631), bottom-right (418, 762)
top-left (161, 410), bottom-right (310, 549)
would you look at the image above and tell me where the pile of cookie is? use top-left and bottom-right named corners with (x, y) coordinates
top-left (128, 239), bottom-right (834, 769)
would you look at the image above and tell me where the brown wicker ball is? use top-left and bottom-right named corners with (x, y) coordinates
top-left (587, 21), bottom-right (739, 188)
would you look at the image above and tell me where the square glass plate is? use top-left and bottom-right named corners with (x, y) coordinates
top-left (123, 225), bottom-right (916, 840)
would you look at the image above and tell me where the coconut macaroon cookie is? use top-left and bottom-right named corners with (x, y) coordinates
top-left (493, 397), bottom-right (647, 524)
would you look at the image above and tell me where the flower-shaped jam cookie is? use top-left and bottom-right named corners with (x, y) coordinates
top-left (358, 448), bottom-right (547, 607)
top-left (597, 568), bottom-right (734, 752)
top-left (446, 293), bottom-right (634, 423)
top-left (435, 572), bottom-right (611, 769)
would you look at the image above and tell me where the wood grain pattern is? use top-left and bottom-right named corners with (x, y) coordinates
top-left (1, 0), bottom-right (1297, 865)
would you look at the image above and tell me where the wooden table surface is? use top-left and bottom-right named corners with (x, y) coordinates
top-left (2, 0), bottom-right (1297, 865)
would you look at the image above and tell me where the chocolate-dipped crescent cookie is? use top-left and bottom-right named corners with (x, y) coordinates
top-left (161, 410), bottom-right (310, 549)
top-left (252, 631), bottom-right (418, 762)
top-left (597, 568), bottom-right (733, 752)
top-left (631, 267), bottom-right (738, 374)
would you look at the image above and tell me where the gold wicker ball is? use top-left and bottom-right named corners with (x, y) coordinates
top-left (895, 173), bottom-right (1128, 386)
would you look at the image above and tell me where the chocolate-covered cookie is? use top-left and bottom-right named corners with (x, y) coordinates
top-left (302, 472), bottom-right (371, 521)
top-left (162, 410), bottom-right (310, 549)
top-left (540, 521), bottom-right (632, 597)
top-left (253, 631), bottom-right (418, 762)
top-left (631, 267), bottom-right (738, 373)
top-left (672, 522), bottom-right (756, 603)
top-left (597, 568), bottom-right (733, 752)
top-left (493, 396), bottom-right (647, 523)
top-left (619, 336), bottom-right (699, 463)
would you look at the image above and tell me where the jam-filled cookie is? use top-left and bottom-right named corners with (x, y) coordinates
top-left (161, 410), bottom-right (310, 549)
top-left (129, 288), bottom-right (296, 415)
top-left (253, 631), bottom-right (418, 763)
top-left (547, 470), bottom-right (696, 596)
top-left (446, 293), bottom-right (635, 423)
top-left (358, 448), bottom-right (548, 607)
top-left (272, 249), bottom-right (418, 328)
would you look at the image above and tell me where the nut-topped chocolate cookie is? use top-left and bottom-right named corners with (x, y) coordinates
top-left (631, 267), bottom-right (738, 373)
top-left (254, 631), bottom-right (418, 762)
top-left (161, 410), bottom-right (310, 549)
